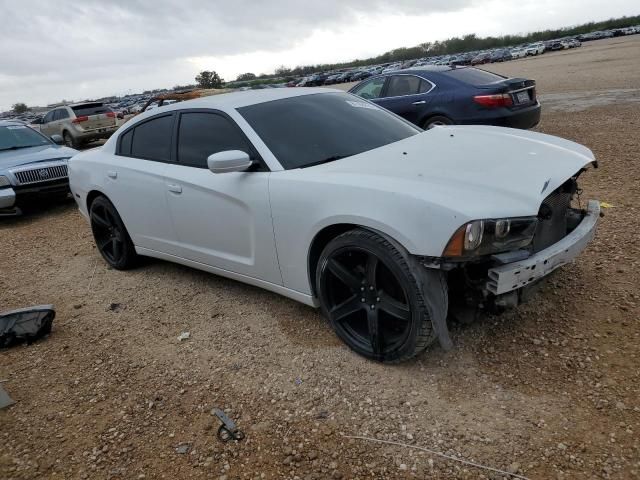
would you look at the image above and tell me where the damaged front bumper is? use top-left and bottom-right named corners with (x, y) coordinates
top-left (487, 199), bottom-right (600, 296)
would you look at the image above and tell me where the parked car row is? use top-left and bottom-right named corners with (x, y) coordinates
top-left (285, 26), bottom-right (639, 90)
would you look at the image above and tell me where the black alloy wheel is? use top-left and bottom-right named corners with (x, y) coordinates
top-left (317, 229), bottom-right (438, 362)
top-left (90, 196), bottom-right (137, 270)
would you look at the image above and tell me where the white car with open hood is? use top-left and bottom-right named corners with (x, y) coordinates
top-left (68, 88), bottom-right (600, 362)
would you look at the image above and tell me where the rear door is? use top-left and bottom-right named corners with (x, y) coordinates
top-left (103, 113), bottom-right (180, 254)
top-left (376, 74), bottom-right (435, 125)
top-left (39, 110), bottom-right (56, 136)
top-left (53, 108), bottom-right (71, 136)
top-left (162, 109), bottom-right (282, 284)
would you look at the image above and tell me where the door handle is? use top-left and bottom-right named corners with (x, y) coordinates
top-left (107, 170), bottom-right (117, 179)
top-left (167, 184), bottom-right (182, 194)
top-left (412, 100), bottom-right (427, 105)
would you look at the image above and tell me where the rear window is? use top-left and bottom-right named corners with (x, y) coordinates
top-left (441, 67), bottom-right (505, 86)
top-left (71, 103), bottom-right (112, 117)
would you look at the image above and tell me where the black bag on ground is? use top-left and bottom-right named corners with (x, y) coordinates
top-left (0, 305), bottom-right (55, 348)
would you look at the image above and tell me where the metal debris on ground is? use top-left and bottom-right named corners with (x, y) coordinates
top-left (211, 408), bottom-right (245, 442)
top-left (0, 305), bottom-right (55, 348)
top-left (175, 443), bottom-right (191, 454)
top-left (177, 331), bottom-right (190, 341)
top-left (0, 384), bottom-right (15, 409)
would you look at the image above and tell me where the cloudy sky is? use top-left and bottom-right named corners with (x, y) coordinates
top-left (0, 0), bottom-right (637, 110)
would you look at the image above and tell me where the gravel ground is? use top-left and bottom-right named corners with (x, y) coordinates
top-left (1, 37), bottom-right (640, 480)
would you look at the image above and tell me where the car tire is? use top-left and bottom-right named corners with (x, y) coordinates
top-left (89, 195), bottom-right (138, 270)
top-left (63, 131), bottom-right (77, 149)
top-left (423, 115), bottom-right (453, 129)
top-left (316, 228), bottom-right (443, 362)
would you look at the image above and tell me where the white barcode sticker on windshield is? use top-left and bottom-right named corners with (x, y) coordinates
top-left (346, 100), bottom-right (379, 111)
top-left (6, 125), bottom-right (27, 130)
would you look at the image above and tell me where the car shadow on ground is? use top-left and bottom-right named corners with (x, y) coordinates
top-left (0, 199), bottom-right (76, 227)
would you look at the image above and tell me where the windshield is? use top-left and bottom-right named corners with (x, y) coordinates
top-left (237, 92), bottom-right (420, 169)
top-left (0, 125), bottom-right (50, 150)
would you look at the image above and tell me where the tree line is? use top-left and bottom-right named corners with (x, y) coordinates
top-left (221, 14), bottom-right (640, 85)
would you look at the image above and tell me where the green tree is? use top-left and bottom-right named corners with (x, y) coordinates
top-left (236, 72), bottom-right (256, 81)
top-left (274, 65), bottom-right (291, 76)
top-left (12, 102), bottom-right (28, 114)
top-left (195, 70), bottom-right (224, 89)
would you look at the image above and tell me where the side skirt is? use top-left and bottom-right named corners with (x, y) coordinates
top-left (135, 247), bottom-right (319, 308)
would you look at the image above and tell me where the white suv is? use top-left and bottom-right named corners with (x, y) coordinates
top-left (525, 43), bottom-right (545, 56)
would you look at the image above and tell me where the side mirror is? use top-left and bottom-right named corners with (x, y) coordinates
top-left (207, 150), bottom-right (253, 174)
top-left (50, 134), bottom-right (64, 145)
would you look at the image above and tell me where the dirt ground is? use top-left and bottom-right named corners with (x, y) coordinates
top-left (1, 36), bottom-right (639, 480)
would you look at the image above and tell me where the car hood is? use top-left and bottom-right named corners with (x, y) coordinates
top-left (0, 144), bottom-right (78, 170)
top-left (307, 125), bottom-right (596, 219)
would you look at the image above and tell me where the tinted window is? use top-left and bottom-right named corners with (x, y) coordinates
top-left (130, 114), bottom-right (174, 161)
top-left (72, 103), bottom-right (112, 116)
top-left (385, 75), bottom-right (423, 97)
top-left (43, 111), bottom-right (55, 123)
top-left (177, 112), bottom-right (250, 168)
top-left (238, 92), bottom-right (419, 170)
top-left (351, 77), bottom-right (385, 99)
top-left (118, 129), bottom-right (133, 156)
top-left (442, 67), bottom-right (505, 86)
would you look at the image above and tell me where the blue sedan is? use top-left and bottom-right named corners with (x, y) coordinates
top-left (348, 66), bottom-right (541, 130)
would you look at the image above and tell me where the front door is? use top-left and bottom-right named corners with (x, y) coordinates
top-left (163, 110), bottom-right (282, 285)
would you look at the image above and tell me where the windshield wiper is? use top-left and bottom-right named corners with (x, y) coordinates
top-left (0, 145), bottom-right (35, 152)
top-left (303, 155), bottom-right (350, 168)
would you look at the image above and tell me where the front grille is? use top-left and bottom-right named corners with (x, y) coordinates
top-left (13, 164), bottom-right (68, 186)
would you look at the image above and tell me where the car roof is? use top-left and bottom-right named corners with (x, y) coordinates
top-left (136, 87), bottom-right (344, 115)
top-left (393, 65), bottom-right (456, 74)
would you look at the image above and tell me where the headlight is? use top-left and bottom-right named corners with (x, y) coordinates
top-left (0, 175), bottom-right (11, 188)
top-left (443, 217), bottom-right (538, 258)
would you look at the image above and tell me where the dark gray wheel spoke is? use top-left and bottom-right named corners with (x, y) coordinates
top-left (112, 239), bottom-right (121, 260)
top-left (104, 209), bottom-right (116, 226)
top-left (378, 292), bottom-right (411, 321)
top-left (92, 212), bottom-right (110, 228)
top-left (327, 258), bottom-right (362, 292)
top-left (367, 309), bottom-right (382, 355)
top-left (365, 254), bottom-right (378, 286)
top-left (330, 295), bottom-right (363, 323)
top-left (98, 238), bottom-right (112, 251)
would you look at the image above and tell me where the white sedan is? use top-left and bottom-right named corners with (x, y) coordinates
top-left (69, 88), bottom-right (600, 362)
